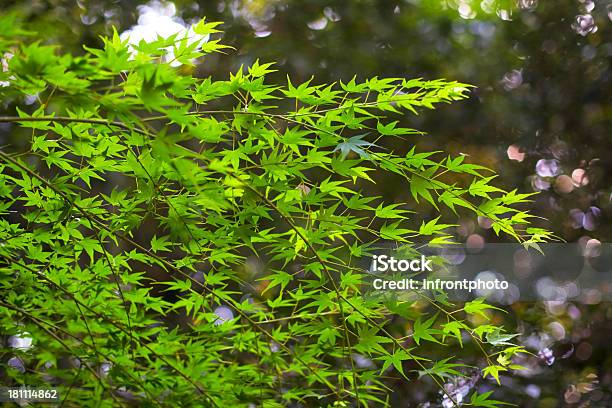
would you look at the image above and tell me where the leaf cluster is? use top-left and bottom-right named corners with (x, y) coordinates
top-left (0, 15), bottom-right (548, 407)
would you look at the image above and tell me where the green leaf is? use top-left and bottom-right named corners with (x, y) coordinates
top-left (470, 391), bottom-right (511, 407)
top-left (375, 203), bottom-right (410, 219)
top-left (355, 326), bottom-right (392, 355)
top-left (377, 349), bottom-right (413, 377)
top-left (485, 329), bottom-right (520, 347)
top-left (482, 365), bottom-right (507, 385)
top-left (151, 235), bottom-right (172, 252)
top-left (464, 298), bottom-right (504, 319)
top-left (418, 357), bottom-right (467, 380)
top-left (334, 134), bottom-right (378, 159)
top-left (412, 314), bottom-right (440, 345)
top-left (442, 320), bottom-right (466, 347)
top-left (418, 216), bottom-right (455, 235)
top-left (410, 167), bottom-right (438, 207)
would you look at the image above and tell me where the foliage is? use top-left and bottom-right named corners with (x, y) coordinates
top-left (0, 15), bottom-right (551, 407)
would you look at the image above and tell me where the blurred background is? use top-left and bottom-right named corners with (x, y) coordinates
top-left (1, 0), bottom-right (611, 406)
